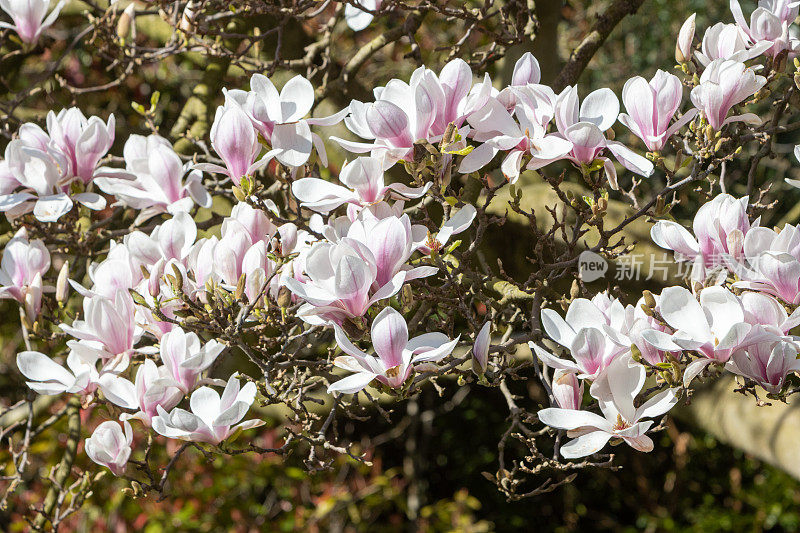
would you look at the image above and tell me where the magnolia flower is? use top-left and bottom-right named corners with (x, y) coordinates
top-left (46, 108), bottom-right (116, 183)
top-left (552, 369), bottom-right (584, 410)
top-left (728, 340), bottom-right (800, 393)
top-left (100, 359), bottom-right (183, 426)
top-left (60, 291), bottom-right (140, 358)
top-left (345, 0), bottom-right (381, 31)
top-left (159, 327), bottom-right (225, 393)
top-left (324, 212), bottom-right (438, 287)
top-left (551, 85), bottom-right (653, 189)
top-left (675, 13), bottom-right (696, 63)
top-left (332, 60), bottom-right (491, 163)
top-left (85, 421), bottom-right (133, 476)
top-left (695, 23), bottom-right (770, 65)
top-left (197, 101), bottom-right (278, 186)
top-left (16, 341), bottom-right (126, 396)
top-left (0, 139), bottom-right (106, 222)
top-left (460, 87), bottom-right (573, 181)
top-left (735, 223), bottom-right (800, 303)
top-left (152, 375), bottom-right (264, 444)
top-left (238, 74), bottom-right (346, 167)
top-left (533, 294), bottom-right (629, 379)
top-left (472, 321), bottom-right (491, 374)
top-left (690, 59), bottom-right (766, 130)
top-left (731, 0), bottom-right (800, 59)
top-left (95, 135), bottom-right (211, 224)
top-left (328, 307), bottom-right (459, 393)
top-left (651, 193), bottom-right (756, 282)
top-left (538, 355), bottom-right (678, 458)
top-left (285, 237), bottom-right (410, 325)
top-left (642, 286), bottom-right (753, 385)
top-left (0, 0), bottom-right (65, 43)
top-left (0, 228), bottom-right (49, 318)
top-left (618, 70), bottom-right (698, 152)
top-left (292, 156), bottom-right (429, 214)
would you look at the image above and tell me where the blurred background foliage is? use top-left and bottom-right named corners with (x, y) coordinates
top-left (4, 0), bottom-right (800, 531)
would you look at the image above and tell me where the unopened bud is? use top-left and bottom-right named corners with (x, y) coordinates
top-left (570, 279), bottom-right (580, 300)
top-left (56, 261), bottom-right (69, 303)
top-left (171, 264), bottom-right (184, 293)
top-left (117, 3), bottom-right (135, 40)
top-left (234, 273), bottom-right (246, 301)
top-left (277, 286), bottom-right (292, 308)
top-left (675, 13), bottom-right (696, 64)
top-left (342, 316), bottom-right (368, 340)
top-left (642, 290), bottom-right (656, 309)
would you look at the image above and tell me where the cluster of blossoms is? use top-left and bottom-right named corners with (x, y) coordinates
top-left (4, 0), bottom-right (800, 492)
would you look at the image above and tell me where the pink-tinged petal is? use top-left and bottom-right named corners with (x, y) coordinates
top-left (540, 309), bottom-right (576, 348)
top-left (371, 307), bottom-right (408, 368)
top-left (563, 122), bottom-right (606, 163)
top-left (529, 342), bottom-right (580, 372)
top-left (367, 270), bottom-right (406, 305)
top-left (641, 329), bottom-right (682, 352)
top-left (552, 369), bottom-right (583, 410)
top-left (472, 322), bottom-right (491, 372)
top-left (292, 178), bottom-right (354, 213)
top-left (606, 141), bottom-right (654, 177)
top-left (511, 52), bottom-right (541, 85)
top-left (366, 101), bottom-right (413, 147)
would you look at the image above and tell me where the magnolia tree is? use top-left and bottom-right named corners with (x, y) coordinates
top-left (3, 0), bottom-right (800, 528)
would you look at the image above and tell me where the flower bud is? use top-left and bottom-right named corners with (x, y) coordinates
top-left (56, 260), bottom-right (70, 303)
top-left (117, 3), bottom-right (135, 41)
top-left (277, 286), bottom-right (292, 308)
top-left (675, 13), bottom-right (696, 63)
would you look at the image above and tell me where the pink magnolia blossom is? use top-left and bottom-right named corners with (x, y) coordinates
top-left (99, 359), bottom-right (184, 426)
top-left (332, 60), bottom-right (491, 164)
top-left (460, 86), bottom-right (573, 182)
top-left (731, 0), bottom-right (800, 59)
top-left (152, 375), bottom-right (264, 444)
top-left (95, 134), bottom-right (211, 224)
top-left (416, 204), bottom-right (477, 255)
top-left (328, 306), bottom-right (459, 393)
top-left (642, 286), bottom-right (754, 385)
top-left (534, 294), bottom-right (629, 379)
top-left (237, 74), bottom-right (346, 167)
top-left (551, 85), bottom-right (654, 189)
top-left (60, 291), bottom-right (140, 358)
top-left (197, 101), bottom-right (278, 186)
top-left (734, 223), bottom-right (800, 303)
top-left (690, 59), bottom-right (766, 131)
top-left (285, 237), bottom-right (410, 325)
top-left (0, 228), bottom-right (49, 318)
top-left (728, 340), bottom-right (800, 393)
top-left (651, 193), bottom-right (756, 282)
top-left (159, 327), bottom-right (225, 393)
top-left (292, 156), bottom-right (429, 214)
top-left (46, 108), bottom-right (115, 183)
top-left (0, 0), bottom-right (65, 43)
top-left (695, 23), bottom-right (771, 65)
top-left (538, 355), bottom-right (678, 458)
top-left (85, 421), bottom-right (133, 476)
top-left (618, 70), bottom-right (698, 152)
top-left (0, 138), bottom-right (106, 222)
